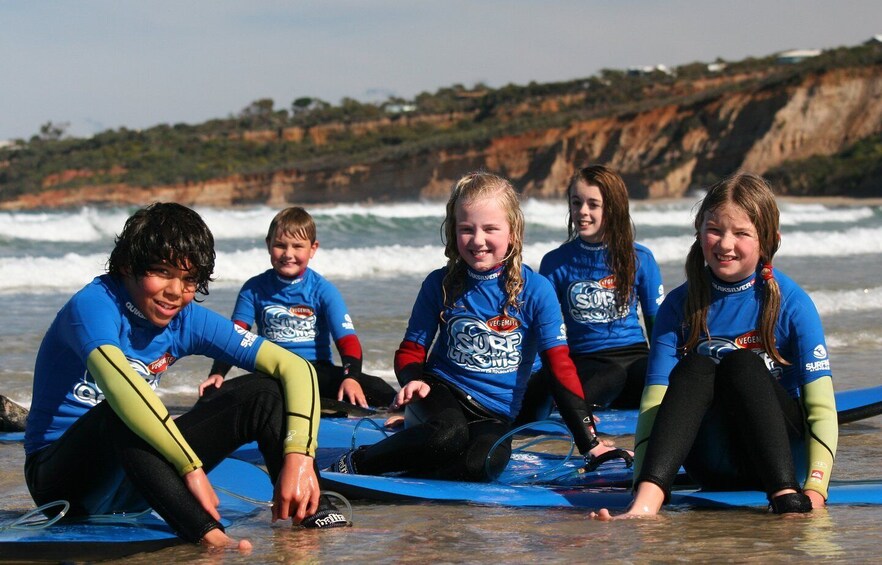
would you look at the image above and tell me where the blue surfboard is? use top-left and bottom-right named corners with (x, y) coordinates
top-left (227, 384), bottom-right (882, 469)
top-left (318, 471), bottom-right (882, 509)
top-left (0, 458), bottom-right (271, 561)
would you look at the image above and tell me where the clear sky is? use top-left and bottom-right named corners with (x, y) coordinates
top-left (2, 0), bottom-right (881, 141)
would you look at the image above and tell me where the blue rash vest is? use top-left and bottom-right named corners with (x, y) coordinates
top-left (647, 269), bottom-right (831, 397)
top-left (404, 265), bottom-right (568, 419)
top-left (231, 268), bottom-right (357, 363)
top-left (25, 274), bottom-right (265, 454)
top-left (539, 239), bottom-right (665, 354)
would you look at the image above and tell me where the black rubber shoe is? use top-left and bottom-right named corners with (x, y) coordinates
top-left (300, 495), bottom-right (350, 529)
top-left (769, 492), bottom-right (812, 514)
top-left (327, 449), bottom-right (359, 474)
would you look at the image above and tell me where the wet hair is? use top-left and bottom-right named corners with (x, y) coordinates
top-left (567, 164), bottom-right (636, 311)
top-left (683, 171), bottom-right (787, 365)
top-left (107, 202), bottom-right (215, 297)
top-left (266, 206), bottom-right (317, 244)
top-left (441, 171), bottom-right (525, 315)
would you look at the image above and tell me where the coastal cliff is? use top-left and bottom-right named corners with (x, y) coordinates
top-left (3, 45), bottom-right (882, 209)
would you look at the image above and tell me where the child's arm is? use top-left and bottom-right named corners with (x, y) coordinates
top-left (252, 341), bottom-right (321, 457)
top-left (631, 384), bottom-right (667, 482)
top-left (252, 340), bottom-right (322, 521)
top-left (801, 376), bottom-right (838, 506)
top-left (87, 344), bottom-right (226, 521)
top-left (334, 334), bottom-right (369, 407)
top-left (335, 334), bottom-right (363, 380)
top-left (88, 345), bottom-right (202, 473)
top-left (636, 247), bottom-right (665, 344)
top-left (394, 339), bottom-right (427, 387)
top-left (540, 345), bottom-right (602, 455)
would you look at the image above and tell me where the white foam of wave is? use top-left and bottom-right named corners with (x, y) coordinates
top-left (3, 227), bottom-right (880, 293)
top-left (213, 244), bottom-right (449, 284)
top-left (777, 202), bottom-right (875, 225)
top-left (3, 200), bottom-right (874, 243)
top-left (0, 252), bottom-right (107, 292)
top-left (811, 286), bottom-right (882, 316)
top-left (779, 227), bottom-right (882, 256)
top-left (826, 331), bottom-right (882, 350)
top-left (525, 199), bottom-right (875, 228)
top-left (310, 201), bottom-right (447, 219)
top-left (628, 225), bottom-right (882, 264)
top-left (0, 208), bottom-right (129, 242)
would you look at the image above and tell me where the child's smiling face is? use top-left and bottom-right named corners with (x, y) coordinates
top-left (123, 262), bottom-right (198, 327)
top-left (700, 203), bottom-right (761, 282)
top-left (455, 196), bottom-right (512, 272)
top-left (267, 229), bottom-right (319, 279)
top-left (569, 181), bottom-right (605, 243)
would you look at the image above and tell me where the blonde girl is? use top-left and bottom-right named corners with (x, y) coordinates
top-left (330, 171), bottom-right (617, 479)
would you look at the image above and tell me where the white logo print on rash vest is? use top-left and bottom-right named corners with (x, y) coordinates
top-left (567, 275), bottom-right (626, 324)
top-left (446, 315), bottom-right (523, 373)
top-left (695, 330), bottom-right (783, 379)
top-left (262, 304), bottom-right (317, 343)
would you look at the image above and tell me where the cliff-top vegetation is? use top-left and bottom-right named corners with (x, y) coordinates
top-left (2, 40), bottom-right (882, 203)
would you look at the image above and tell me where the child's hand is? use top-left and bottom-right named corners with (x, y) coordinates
top-left (272, 453), bottom-right (320, 524)
top-left (198, 374), bottom-right (225, 397)
top-left (184, 467), bottom-right (221, 521)
top-left (338, 378), bottom-right (368, 408)
top-left (391, 380), bottom-right (430, 410)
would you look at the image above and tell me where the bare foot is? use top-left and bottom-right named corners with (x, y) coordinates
top-left (590, 507), bottom-right (660, 521)
top-left (200, 528), bottom-right (253, 553)
top-left (589, 508), bottom-right (614, 521)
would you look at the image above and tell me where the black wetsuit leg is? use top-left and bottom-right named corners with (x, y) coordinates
top-left (606, 348), bottom-right (649, 409)
top-left (25, 401), bottom-right (153, 519)
top-left (637, 354), bottom-right (718, 496)
top-left (572, 356), bottom-right (628, 408)
top-left (312, 360), bottom-right (397, 407)
top-left (26, 373), bottom-right (316, 543)
top-left (512, 368), bottom-right (555, 426)
top-left (715, 349), bottom-right (803, 494)
top-left (581, 344), bottom-right (650, 409)
top-left (639, 350), bottom-right (805, 498)
top-left (515, 344), bottom-right (649, 426)
top-left (353, 377), bottom-right (511, 481)
top-left (353, 380), bottom-right (468, 476)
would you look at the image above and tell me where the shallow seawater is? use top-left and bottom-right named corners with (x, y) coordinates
top-left (3, 413), bottom-right (882, 563)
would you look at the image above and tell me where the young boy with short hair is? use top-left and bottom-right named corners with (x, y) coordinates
top-left (24, 203), bottom-right (345, 552)
top-left (201, 206), bottom-right (396, 408)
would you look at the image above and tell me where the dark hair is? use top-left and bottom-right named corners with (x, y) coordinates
top-left (266, 206), bottom-right (317, 244)
top-left (566, 164), bottom-right (636, 310)
top-left (107, 202), bottom-right (215, 296)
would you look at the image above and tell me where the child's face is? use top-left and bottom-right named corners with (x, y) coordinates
top-left (455, 197), bottom-right (512, 272)
top-left (699, 203), bottom-right (761, 283)
top-left (267, 229), bottom-right (318, 278)
top-left (123, 262), bottom-right (198, 327)
top-left (569, 181), bottom-right (604, 243)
